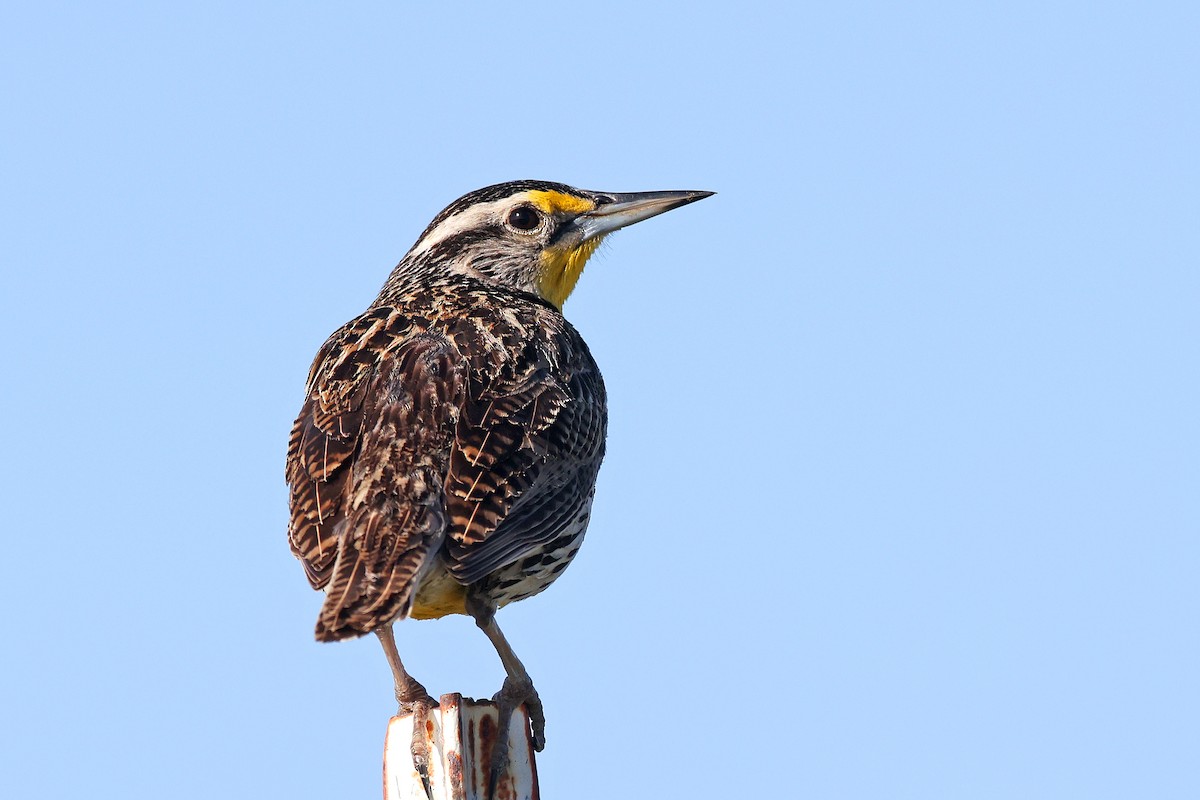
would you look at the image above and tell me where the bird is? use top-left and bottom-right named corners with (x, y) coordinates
top-left (285, 179), bottom-right (712, 794)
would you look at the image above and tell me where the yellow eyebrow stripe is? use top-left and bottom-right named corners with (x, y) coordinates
top-left (527, 190), bottom-right (595, 216)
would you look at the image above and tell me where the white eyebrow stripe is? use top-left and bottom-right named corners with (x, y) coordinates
top-left (408, 197), bottom-right (516, 257)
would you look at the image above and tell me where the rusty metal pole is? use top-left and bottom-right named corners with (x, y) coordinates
top-left (383, 693), bottom-right (539, 800)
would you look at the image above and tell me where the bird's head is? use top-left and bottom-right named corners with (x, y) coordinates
top-left (395, 180), bottom-right (713, 309)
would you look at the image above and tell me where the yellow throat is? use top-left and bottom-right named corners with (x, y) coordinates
top-left (526, 189), bottom-right (606, 310)
top-left (538, 236), bottom-right (604, 309)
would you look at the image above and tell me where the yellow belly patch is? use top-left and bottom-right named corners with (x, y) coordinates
top-left (409, 567), bottom-right (468, 620)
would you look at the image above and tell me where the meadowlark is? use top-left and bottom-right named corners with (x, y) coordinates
top-left (286, 180), bottom-right (712, 790)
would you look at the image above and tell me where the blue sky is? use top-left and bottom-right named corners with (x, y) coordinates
top-left (3, 2), bottom-right (1197, 798)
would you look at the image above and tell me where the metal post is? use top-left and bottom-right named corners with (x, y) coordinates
top-left (383, 693), bottom-right (539, 800)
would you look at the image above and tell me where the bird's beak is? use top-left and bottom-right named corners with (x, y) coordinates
top-left (570, 189), bottom-right (715, 243)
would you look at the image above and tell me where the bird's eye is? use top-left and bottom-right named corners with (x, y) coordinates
top-left (507, 205), bottom-right (541, 232)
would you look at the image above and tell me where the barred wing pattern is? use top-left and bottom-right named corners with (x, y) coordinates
top-left (286, 292), bottom-right (605, 640)
top-left (445, 357), bottom-right (606, 588)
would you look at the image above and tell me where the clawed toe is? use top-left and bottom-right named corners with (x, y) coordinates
top-left (494, 675), bottom-right (544, 747)
top-left (375, 627), bottom-right (435, 799)
top-left (403, 695), bottom-right (436, 800)
top-left (397, 690), bottom-right (437, 714)
top-left (525, 693), bottom-right (545, 752)
top-left (486, 676), bottom-right (544, 800)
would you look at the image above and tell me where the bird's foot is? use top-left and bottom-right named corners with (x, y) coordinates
top-left (397, 685), bottom-right (437, 800)
top-left (486, 675), bottom-right (544, 800)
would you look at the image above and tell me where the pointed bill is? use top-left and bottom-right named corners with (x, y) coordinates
top-left (572, 189), bottom-right (715, 242)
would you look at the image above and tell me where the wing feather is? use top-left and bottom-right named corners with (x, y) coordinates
top-left (286, 309), bottom-right (410, 589)
top-left (287, 295), bottom-right (605, 634)
top-left (444, 325), bottom-right (606, 585)
top-left (311, 333), bottom-right (466, 640)
top-left (286, 310), bottom-right (465, 640)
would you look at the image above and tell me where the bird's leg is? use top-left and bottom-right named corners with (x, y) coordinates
top-left (466, 594), bottom-right (545, 800)
top-left (376, 625), bottom-right (436, 800)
